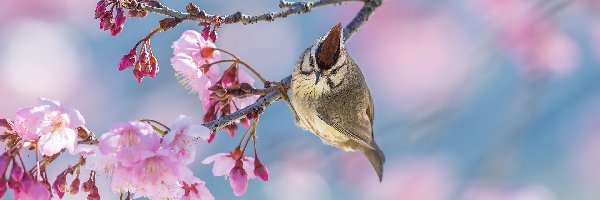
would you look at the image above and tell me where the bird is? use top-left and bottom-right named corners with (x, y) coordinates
top-left (289, 23), bottom-right (385, 181)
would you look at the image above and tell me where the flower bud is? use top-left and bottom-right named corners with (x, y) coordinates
top-left (254, 158), bottom-right (269, 181)
top-left (201, 26), bottom-right (211, 41)
top-left (0, 119), bottom-right (13, 131)
top-left (69, 177), bottom-right (80, 195)
top-left (148, 52), bottom-right (159, 78)
top-left (52, 172), bottom-right (67, 199)
top-left (10, 162), bottom-right (23, 182)
top-left (118, 50), bottom-right (136, 71)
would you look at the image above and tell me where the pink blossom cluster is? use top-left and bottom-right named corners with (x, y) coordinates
top-left (0, 154), bottom-right (52, 200)
top-left (118, 41), bottom-right (160, 84)
top-left (203, 149), bottom-right (269, 196)
top-left (0, 98), bottom-right (87, 199)
top-left (170, 30), bottom-right (259, 142)
top-left (95, 0), bottom-right (126, 36)
top-left (82, 115), bottom-right (214, 200)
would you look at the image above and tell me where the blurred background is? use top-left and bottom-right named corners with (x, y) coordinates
top-left (1, 0), bottom-right (600, 199)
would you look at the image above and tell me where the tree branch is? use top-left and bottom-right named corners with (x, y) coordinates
top-left (133, 0), bottom-right (365, 25)
top-left (201, 0), bottom-right (383, 131)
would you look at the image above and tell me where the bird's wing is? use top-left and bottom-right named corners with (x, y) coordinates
top-left (316, 101), bottom-right (375, 150)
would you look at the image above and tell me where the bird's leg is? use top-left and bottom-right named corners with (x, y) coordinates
top-left (273, 82), bottom-right (300, 122)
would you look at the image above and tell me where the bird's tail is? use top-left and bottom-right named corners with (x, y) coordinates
top-left (363, 142), bottom-right (385, 182)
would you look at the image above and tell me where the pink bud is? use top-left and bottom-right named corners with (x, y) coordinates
top-left (201, 26), bottom-right (211, 41)
top-left (210, 29), bottom-right (218, 43)
top-left (254, 158), bottom-right (269, 181)
top-left (223, 124), bottom-right (237, 137)
top-left (207, 131), bottom-right (216, 143)
top-left (69, 177), bottom-right (80, 195)
top-left (148, 52), bottom-right (159, 78)
top-left (221, 65), bottom-right (239, 87)
top-left (114, 7), bottom-right (126, 28)
top-left (0, 119), bottom-right (13, 130)
top-left (229, 160), bottom-right (248, 196)
top-left (203, 102), bottom-right (218, 123)
top-left (101, 14), bottom-right (114, 31)
top-left (10, 162), bottom-right (23, 182)
top-left (118, 50), bottom-right (136, 71)
top-left (52, 172), bottom-right (67, 199)
top-left (110, 25), bottom-right (123, 36)
top-left (94, 0), bottom-right (106, 19)
top-left (133, 67), bottom-right (144, 84)
top-left (81, 178), bottom-right (93, 193)
top-left (239, 118), bottom-right (251, 129)
top-left (0, 176), bottom-right (6, 198)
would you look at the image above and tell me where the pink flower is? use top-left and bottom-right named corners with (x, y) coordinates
top-left (130, 149), bottom-right (190, 199)
top-left (202, 152), bottom-right (255, 196)
top-left (98, 121), bottom-right (161, 167)
top-left (171, 30), bottom-right (221, 99)
top-left (109, 165), bottom-right (136, 194)
top-left (170, 53), bottom-right (220, 105)
top-left (13, 98), bottom-right (85, 156)
top-left (163, 115), bottom-right (210, 164)
top-left (14, 174), bottom-right (51, 200)
top-left (132, 149), bottom-right (189, 186)
top-left (172, 30), bottom-right (221, 64)
top-left (182, 177), bottom-right (214, 200)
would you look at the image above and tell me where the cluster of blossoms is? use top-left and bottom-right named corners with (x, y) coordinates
top-left (169, 29), bottom-right (271, 196)
top-left (170, 30), bottom-right (260, 142)
top-left (80, 115), bottom-right (214, 199)
top-left (0, 98), bottom-right (89, 199)
top-left (2, 1), bottom-right (273, 198)
top-left (0, 96), bottom-right (270, 198)
top-left (203, 147), bottom-right (269, 196)
top-left (118, 37), bottom-right (160, 84)
top-left (95, 0), bottom-right (127, 36)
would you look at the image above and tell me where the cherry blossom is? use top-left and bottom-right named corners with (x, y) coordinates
top-left (182, 177), bottom-right (214, 200)
top-left (202, 152), bottom-right (256, 196)
top-left (163, 115), bottom-right (211, 164)
top-left (171, 30), bottom-right (221, 101)
top-left (130, 149), bottom-right (190, 199)
top-left (98, 121), bottom-right (161, 167)
top-left (13, 98), bottom-right (85, 156)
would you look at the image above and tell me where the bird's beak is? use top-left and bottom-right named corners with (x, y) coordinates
top-left (315, 71), bottom-right (322, 85)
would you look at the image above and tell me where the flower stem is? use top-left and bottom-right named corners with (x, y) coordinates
top-left (242, 118), bottom-right (259, 154)
top-left (207, 59), bottom-right (269, 86)
top-left (140, 119), bottom-right (171, 132)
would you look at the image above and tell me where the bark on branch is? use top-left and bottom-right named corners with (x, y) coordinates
top-left (133, 0), bottom-right (367, 25)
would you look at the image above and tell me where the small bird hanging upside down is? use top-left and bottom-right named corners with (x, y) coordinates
top-left (289, 23), bottom-right (385, 181)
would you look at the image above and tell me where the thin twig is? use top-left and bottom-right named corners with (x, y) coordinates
top-left (201, 0), bottom-right (383, 131)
